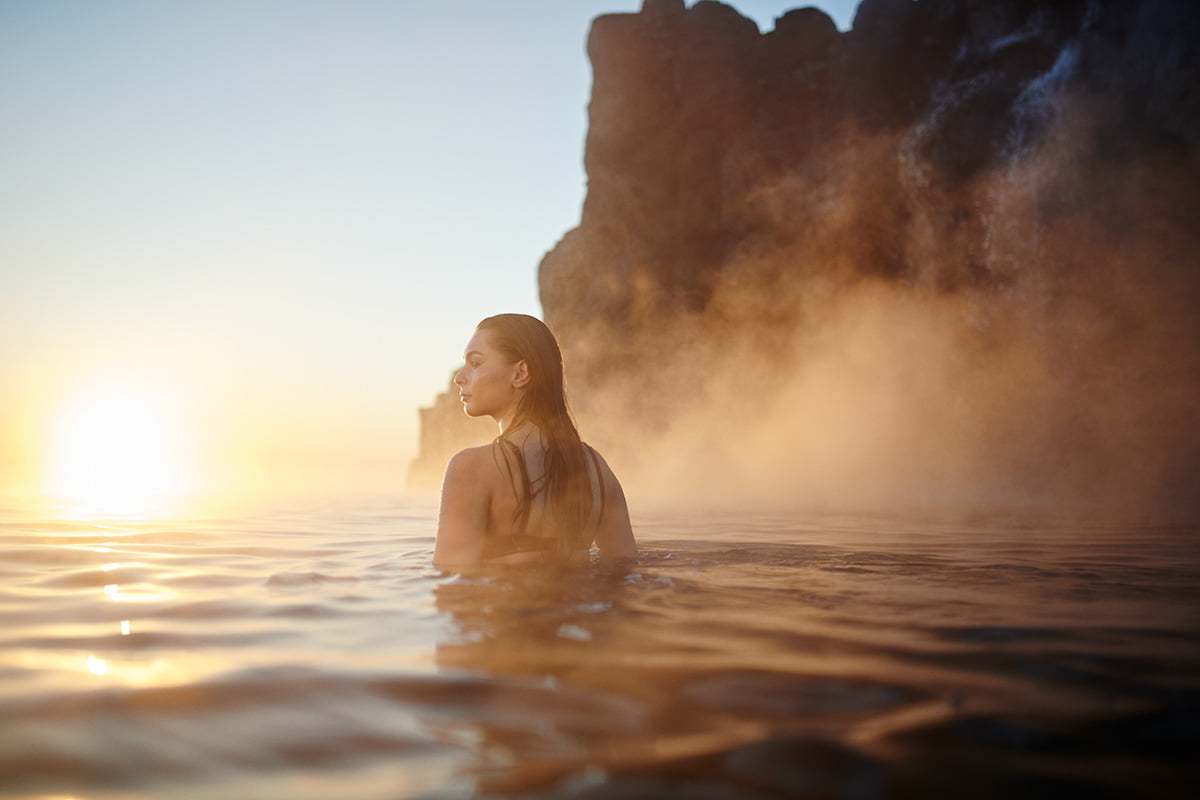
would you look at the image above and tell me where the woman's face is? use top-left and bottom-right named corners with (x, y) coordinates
top-left (453, 328), bottom-right (524, 422)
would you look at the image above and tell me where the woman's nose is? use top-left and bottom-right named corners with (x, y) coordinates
top-left (453, 367), bottom-right (466, 386)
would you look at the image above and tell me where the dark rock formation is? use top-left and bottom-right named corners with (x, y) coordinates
top-left (543, 0), bottom-right (1198, 332)
top-left (415, 0), bottom-right (1200, 515)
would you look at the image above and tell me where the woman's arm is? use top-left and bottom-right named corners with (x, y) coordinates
top-left (594, 458), bottom-right (638, 564)
top-left (433, 448), bottom-right (491, 569)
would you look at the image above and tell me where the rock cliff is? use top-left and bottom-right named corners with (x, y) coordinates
top-left (415, 0), bottom-right (1200, 515)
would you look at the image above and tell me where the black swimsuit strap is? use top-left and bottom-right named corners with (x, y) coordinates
top-left (493, 437), bottom-right (534, 517)
top-left (480, 532), bottom-right (557, 559)
top-left (485, 437), bottom-right (606, 560)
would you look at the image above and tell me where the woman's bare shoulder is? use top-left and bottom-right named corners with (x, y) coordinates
top-left (442, 443), bottom-right (505, 486)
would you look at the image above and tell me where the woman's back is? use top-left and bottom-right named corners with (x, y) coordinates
top-left (484, 427), bottom-right (610, 564)
top-left (435, 428), bottom-right (634, 568)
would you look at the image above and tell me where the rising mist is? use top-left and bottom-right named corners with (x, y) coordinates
top-left (528, 0), bottom-right (1200, 519)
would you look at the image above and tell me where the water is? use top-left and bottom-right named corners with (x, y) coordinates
top-left (1, 498), bottom-right (1197, 799)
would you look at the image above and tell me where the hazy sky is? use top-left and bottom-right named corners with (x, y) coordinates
top-left (1, 0), bottom-right (861, 504)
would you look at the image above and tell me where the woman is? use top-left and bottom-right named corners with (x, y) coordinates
top-left (434, 314), bottom-right (638, 569)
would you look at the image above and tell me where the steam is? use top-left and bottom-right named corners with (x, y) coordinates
top-left (562, 77), bottom-right (1200, 521)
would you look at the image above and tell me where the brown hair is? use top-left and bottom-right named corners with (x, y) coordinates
top-left (476, 313), bottom-right (597, 557)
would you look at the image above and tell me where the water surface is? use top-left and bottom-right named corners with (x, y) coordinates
top-left (1, 499), bottom-right (1197, 798)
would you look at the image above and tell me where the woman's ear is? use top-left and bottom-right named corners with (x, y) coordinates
top-left (512, 360), bottom-right (531, 388)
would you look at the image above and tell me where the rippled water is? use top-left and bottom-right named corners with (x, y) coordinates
top-left (1, 498), bottom-right (1198, 799)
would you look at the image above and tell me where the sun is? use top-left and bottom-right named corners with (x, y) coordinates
top-left (47, 380), bottom-right (189, 513)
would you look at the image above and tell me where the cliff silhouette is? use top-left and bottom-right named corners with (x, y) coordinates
top-left (412, 0), bottom-right (1200, 517)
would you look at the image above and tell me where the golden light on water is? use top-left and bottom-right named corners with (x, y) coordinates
top-left (45, 380), bottom-right (191, 514)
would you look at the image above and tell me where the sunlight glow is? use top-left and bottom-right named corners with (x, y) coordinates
top-left (47, 381), bottom-right (189, 513)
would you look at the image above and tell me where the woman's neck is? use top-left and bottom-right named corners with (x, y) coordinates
top-left (497, 412), bottom-right (516, 435)
top-left (501, 418), bottom-right (543, 447)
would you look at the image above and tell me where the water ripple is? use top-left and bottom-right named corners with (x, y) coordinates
top-left (0, 506), bottom-right (1196, 798)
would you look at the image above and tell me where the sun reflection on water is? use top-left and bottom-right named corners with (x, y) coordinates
top-left (86, 654), bottom-right (107, 676)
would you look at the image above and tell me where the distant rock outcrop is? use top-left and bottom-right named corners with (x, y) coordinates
top-left (415, 0), bottom-right (1200, 515)
top-left (406, 376), bottom-right (496, 490)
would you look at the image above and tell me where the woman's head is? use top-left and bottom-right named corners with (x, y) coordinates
top-left (470, 313), bottom-right (569, 430)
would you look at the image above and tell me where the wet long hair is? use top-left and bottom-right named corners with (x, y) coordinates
top-left (476, 313), bottom-right (598, 556)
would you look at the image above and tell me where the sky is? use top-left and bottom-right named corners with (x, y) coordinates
top-left (1, 0), bottom-right (862, 508)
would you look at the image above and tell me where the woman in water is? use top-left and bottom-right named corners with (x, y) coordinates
top-left (434, 314), bottom-right (638, 569)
